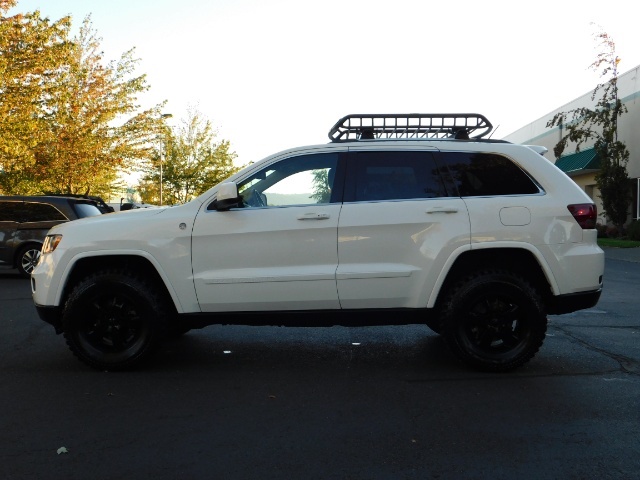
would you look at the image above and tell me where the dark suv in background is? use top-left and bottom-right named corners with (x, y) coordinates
top-left (0, 195), bottom-right (104, 277)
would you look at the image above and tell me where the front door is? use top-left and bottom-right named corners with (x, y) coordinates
top-left (192, 152), bottom-right (345, 312)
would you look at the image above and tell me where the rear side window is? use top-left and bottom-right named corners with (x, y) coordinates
top-left (21, 202), bottom-right (67, 222)
top-left (438, 152), bottom-right (541, 197)
top-left (73, 202), bottom-right (102, 218)
top-left (347, 151), bottom-right (450, 202)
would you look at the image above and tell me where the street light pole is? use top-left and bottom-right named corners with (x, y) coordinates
top-left (160, 113), bottom-right (172, 205)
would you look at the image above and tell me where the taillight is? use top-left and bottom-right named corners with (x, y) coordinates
top-left (567, 203), bottom-right (597, 229)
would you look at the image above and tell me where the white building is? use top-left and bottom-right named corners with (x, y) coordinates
top-left (505, 64), bottom-right (640, 224)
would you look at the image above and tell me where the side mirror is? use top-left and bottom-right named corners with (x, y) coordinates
top-left (213, 182), bottom-right (241, 211)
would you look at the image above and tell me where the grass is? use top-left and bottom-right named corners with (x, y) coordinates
top-left (597, 238), bottom-right (640, 248)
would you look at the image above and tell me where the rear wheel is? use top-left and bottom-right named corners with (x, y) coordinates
top-left (16, 244), bottom-right (41, 277)
top-left (62, 269), bottom-right (169, 370)
top-left (440, 270), bottom-right (547, 372)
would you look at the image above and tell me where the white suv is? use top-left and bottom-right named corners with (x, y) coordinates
top-left (31, 114), bottom-right (604, 372)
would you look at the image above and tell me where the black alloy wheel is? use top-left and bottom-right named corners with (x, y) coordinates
top-left (62, 270), bottom-right (169, 370)
top-left (440, 270), bottom-right (547, 371)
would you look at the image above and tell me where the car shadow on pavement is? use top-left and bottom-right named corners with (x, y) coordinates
top-left (151, 325), bottom-right (465, 376)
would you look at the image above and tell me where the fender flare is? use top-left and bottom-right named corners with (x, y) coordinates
top-left (426, 242), bottom-right (560, 308)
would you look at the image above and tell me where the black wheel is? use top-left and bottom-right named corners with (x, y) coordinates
top-left (62, 269), bottom-right (169, 370)
top-left (16, 244), bottom-right (41, 277)
top-left (439, 270), bottom-right (547, 372)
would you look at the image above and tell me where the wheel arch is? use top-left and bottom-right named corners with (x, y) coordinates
top-left (429, 245), bottom-right (557, 310)
top-left (59, 254), bottom-right (181, 315)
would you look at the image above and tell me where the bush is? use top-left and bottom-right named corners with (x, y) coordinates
top-left (626, 220), bottom-right (640, 241)
top-left (596, 224), bottom-right (621, 238)
top-left (596, 223), bottom-right (608, 238)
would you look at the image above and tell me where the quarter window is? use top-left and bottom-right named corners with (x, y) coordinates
top-left (0, 201), bottom-right (21, 222)
top-left (438, 152), bottom-right (541, 196)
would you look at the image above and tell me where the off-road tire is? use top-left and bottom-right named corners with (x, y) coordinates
top-left (62, 269), bottom-right (169, 370)
top-left (439, 270), bottom-right (547, 372)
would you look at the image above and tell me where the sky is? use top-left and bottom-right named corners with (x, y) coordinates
top-left (9, 0), bottom-right (640, 167)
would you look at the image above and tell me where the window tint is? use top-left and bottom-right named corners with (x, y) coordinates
top-left (21, 202), bottom-right (67, 222)
top-left (0, 201), bottom-right (21, 222)
top-left (235, 153), bottom-right (340, 208)
top-left (349, 151), bottom-right (449, 202)
top-left (438, 152), bottom-right (540, 196)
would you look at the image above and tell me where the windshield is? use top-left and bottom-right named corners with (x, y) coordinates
top-left (73, 202), bottom-right (103, 218)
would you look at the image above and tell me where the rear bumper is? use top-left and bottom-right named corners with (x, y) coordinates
top-left (548, 288), bottom-right (602, 315)
top-left (35, 304), bottom-right (63, 334)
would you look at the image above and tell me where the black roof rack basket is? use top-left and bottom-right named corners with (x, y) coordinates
top-left (328, 113), bottom-right (493, 142)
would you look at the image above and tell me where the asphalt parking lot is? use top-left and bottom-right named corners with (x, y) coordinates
top-left (0, 249), bottom-right (639, 479)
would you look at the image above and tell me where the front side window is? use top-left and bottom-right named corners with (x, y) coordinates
top-left (438, 152), bottom-right (541, 197)
top-left (347, 151), bottom-right (450, 202)
top-left (236, 153), bottom-right (340, 208)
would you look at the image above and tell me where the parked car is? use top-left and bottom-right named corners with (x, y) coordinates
top-left (0, 195), bottom-right (103, 277)
top-left (31, 113), bottom-right (604, 372)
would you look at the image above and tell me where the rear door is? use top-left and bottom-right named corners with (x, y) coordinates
top-left (336, 149), bottom-right (470, 309)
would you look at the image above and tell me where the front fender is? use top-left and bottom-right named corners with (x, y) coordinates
top-left (32, 249), bottom-right (196, 314)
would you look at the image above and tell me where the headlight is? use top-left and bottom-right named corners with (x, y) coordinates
top-left (42, 234), bottom-right (63, 254)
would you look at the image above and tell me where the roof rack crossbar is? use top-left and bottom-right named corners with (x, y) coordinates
top-left (328, 113), bottom-right (493, 142)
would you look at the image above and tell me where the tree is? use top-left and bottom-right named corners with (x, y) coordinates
top-left (0, 4), bottom-right (73, 193)
top-left (0, 5), bottom-right (166, 197)
top-left (546, 29), bottom-right (630, 232)
top-left (138, 109), bottom-right (239, 205)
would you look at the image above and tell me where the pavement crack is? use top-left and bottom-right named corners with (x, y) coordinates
top-left (553, 324), bottom-right (639, 375)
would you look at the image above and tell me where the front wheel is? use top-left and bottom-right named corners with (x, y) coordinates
top-left (439, 270), bottom-right (547, 372)
top-left (62, 270), bottom-right (169, 370)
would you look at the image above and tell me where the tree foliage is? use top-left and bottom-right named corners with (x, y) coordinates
top-left (138, 109), bottom-right (239, 205)
top-left (546, 29), bottom-right (630, 231)
top-left (0, 4), bottom-right (167, 197)
top-left (0, 4), bottom-right (73, 193)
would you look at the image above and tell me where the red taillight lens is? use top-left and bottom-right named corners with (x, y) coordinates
top-left (567, 203), bottom-right (597, 229)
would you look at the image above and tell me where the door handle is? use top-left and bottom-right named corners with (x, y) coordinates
top-left (297, 213), bottom-right (331, 220)
top-left (426, 206), bottom-right (459, 214)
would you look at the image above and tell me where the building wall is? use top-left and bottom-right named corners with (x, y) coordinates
top-left (505, 65), bottom-right (640, 223)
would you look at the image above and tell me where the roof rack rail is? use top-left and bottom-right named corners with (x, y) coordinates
top-left (328, 113), bottom-right (493, 142)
